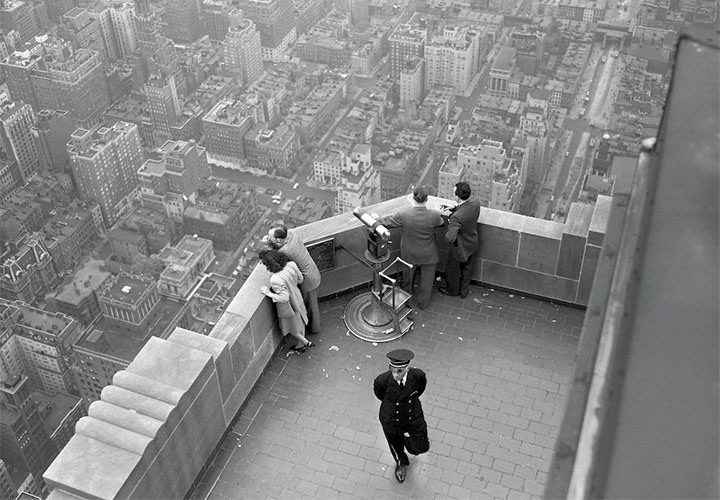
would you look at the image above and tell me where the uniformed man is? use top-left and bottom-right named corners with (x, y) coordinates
top-left (373, 349), bottom-right (430, 483)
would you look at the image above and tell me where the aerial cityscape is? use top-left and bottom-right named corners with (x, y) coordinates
top-left (0, 0), bottom-right (715, 496)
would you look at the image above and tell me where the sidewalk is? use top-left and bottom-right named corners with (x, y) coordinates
top-left (193, 285), bottom-right (583, 499)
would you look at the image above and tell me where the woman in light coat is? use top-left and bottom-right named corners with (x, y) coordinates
top-left (259, 249), bottom-right (314, 353)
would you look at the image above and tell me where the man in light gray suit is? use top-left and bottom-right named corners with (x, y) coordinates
top-left (377, 186), bottom-right (444, 309)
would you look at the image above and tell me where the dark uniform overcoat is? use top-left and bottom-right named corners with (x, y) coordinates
top-left (373, 367), bottom-right (429, 463)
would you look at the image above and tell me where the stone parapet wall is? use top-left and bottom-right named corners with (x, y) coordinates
top-left (44, 195), bottom-right (609, 499)
top-left (472, 196), bottom-right (611, 305)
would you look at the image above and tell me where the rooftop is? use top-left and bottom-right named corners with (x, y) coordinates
top-left (74, 296), bottom-right (184, 361)
top-left (176, 234), bottom-right (213, 254)
top-left (192, 286), bottom-right (583, 499)
top-left (99, 273), bottom-right (152, 304)
top-left (54, 259), bottom-right (110, 304)
top-left (32, 389), bottom-right (83, 433)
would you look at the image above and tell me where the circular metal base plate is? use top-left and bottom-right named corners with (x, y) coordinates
top-left (343, 292), bottom-right (407, 343)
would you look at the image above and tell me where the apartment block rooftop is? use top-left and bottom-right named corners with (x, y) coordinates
top-left (204, 99), bottom-right (257, 126)
top-left (42, 27), bottom-right (718, 500)
top-left (53, 259), bottom-right (110, 305)
top-left (390, 23), bottom-right (427, 42)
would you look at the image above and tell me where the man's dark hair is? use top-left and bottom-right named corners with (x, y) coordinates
top-left (455, 182), bottom-right (471, 201)
top-left (258, 249), bottom-right (290, 273)
top-left (270, 225), bottom-right (288, 239)
top-left (413, 185), bottom-right (429, 204)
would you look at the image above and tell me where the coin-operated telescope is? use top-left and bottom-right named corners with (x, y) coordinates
top-left (353, 207), bottom-right (391, 261)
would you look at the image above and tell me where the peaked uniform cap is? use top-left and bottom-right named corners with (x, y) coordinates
top-left (387, 349), bottom-right (414, 367)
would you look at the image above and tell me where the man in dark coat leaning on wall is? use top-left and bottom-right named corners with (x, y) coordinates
top-left (439, 181), bottom-right (481, 298)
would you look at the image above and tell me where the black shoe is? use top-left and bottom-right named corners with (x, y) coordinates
top-left (438, 287), bottom-right (456, 296)
top-left (293, 341), bottom-right (314, 353)
top-left (395, 463), bottom-right (406, 483)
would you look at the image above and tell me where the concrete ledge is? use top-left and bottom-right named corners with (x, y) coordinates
top-left (481, 260), bottom-right (578, 303)
top-left (100, 385), bottom-right (175, 422)
top-left (112, 371), bottom-right (183, 406)
top-left (74, 417), bottom-right (153, 455)
top-left (87, 400), bottom-right (165, 439)
top-left (44, 435), bottom-right (143, 499)
top-left (168, 328), bottom-right (235, 403)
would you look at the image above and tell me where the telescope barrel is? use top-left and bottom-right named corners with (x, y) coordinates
top-left (353, 207), bottom-right (391, 239)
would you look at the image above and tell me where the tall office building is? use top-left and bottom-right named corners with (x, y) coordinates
top-left (0, 159), bottom-right (16, 201)
top-left (425, 26), bottom-right (480, 92)
top-left (162, 0), bottom-right (203, 43)
top-left (399, 57), bottom-right (424, 107)
top-left (44, 0), bottom-right (75, 22)
top-left (60, 8), bottom-right (106, 57)
top-left (489, 45), bottom-right (515, 97)
top-left (0, 374), bottom-right (85, 491)
top-left (244, 122), bottom-right (299, 176)
top-left (0, 0), bottom-right (46, 42)
top-left (203, 97), bottom-right (264, 163)
top-left (437, 155), bottom-right (464, 200)
top-left (0, 376), bottom-right (49, 490)
top-left (144, 72), bottom-right (181, 146)
top-left (0, 375), bottom-right (51, 479)
top-left (134, 0), bottom-right (179, 81)
top-left (109, 1), bottom-right (136, 60)
top-left (0, 299), bottom-right (83, 396)
top-left (0, 454), bottom-right (44, 498)
top-left (0, 460), bottom-right (15, 500)
top-left (222, 19), bottom-right (263, 87)
top-left (1, 38), bottom-right (110, 129)
top-left (489, 154), bottom-right (522, 212)
top-left (32, 109), bottom-right (74, 173)
top-left (334, 144), bottom-right (380, 214)
top-left (241, 0), bottom-right (296, 62)
top-left (0, 41), bottom-right (43, 110)
top-left (0, 101), bottom-right (40, 184)
top-left (389, 22), bottom-right (426, 79)
top-left (83, 1), bottom-right (123, 62)
top-left (203, 0), bottom-right (243, 40)
top-left (83, 0), bottom-right (129, 61)
top-left (137, 139), bottom-right (206, 221)
top-left (167, 139), bottom-right (206, 192)
top-left (510, 28), bottom-right (545, 76)
top-left (348, 0), bottom-right (368, 25)
top-left (67, 122), bottom-right (143, 226)
top-left (458, 139), bottom-right (511, 207)
top-left (30, 40), bottom-right (110, 129)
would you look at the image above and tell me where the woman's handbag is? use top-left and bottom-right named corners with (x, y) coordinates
top-left (275, 300), bottom-right (294, 319)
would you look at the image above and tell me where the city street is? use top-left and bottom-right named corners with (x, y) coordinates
top-left (210, 86), bottom-right (366, 210)
top-left (210, 164), bottom-right (335, 207)
top-left (535, 42), bottom-right (621, 220)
